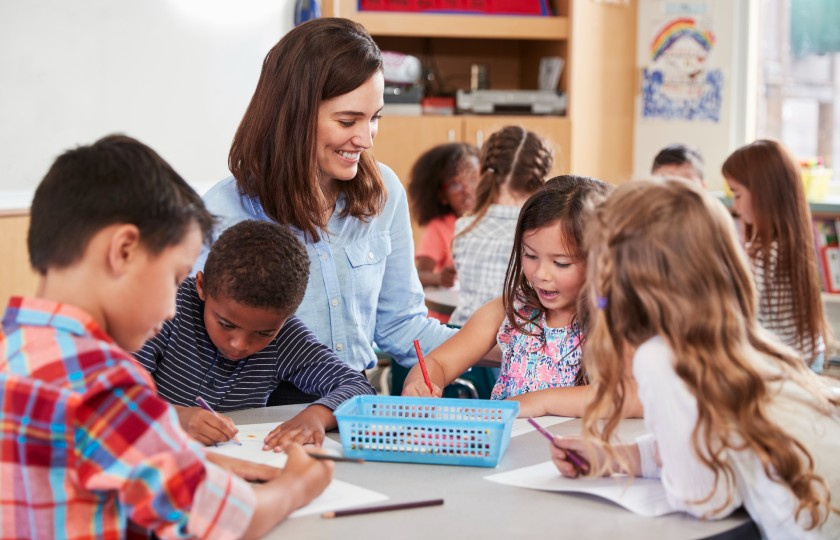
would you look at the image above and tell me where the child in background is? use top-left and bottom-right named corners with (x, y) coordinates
top-left (135, 220), bottom-right (375, 449)
top-left (550, 178), bottom-right (840, 539)
top-left (408, 142), bottom-right (480, 289)
top-left (0, 135), bottom-right (331, 538)
top-left (651, 143), bottom-right (705, 186)
top-left (723, 139), bottom-right (829, 372)
top-left (449, 126), bottom-right (554, 327)
top-left (404, 176), bottom-right (643, 418)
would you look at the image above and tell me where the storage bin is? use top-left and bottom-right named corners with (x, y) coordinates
top-left (334, 395), bottom-right (519, 467)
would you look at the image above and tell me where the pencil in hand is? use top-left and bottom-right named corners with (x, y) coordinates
top-left (195, 396), bottom-right (242, 446)
top-left (413, 339), bottom-right (434, 394)
top-left (322, 498), bottom-right (444, 518)
top-left (527, 417), bottom-right (589, 475)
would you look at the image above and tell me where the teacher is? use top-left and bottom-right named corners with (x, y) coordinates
top-left (196, 18), bottom-right (455, 386)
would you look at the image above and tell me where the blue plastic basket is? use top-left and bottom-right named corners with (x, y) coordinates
top-left (334, 395), bottom-right (519, 467)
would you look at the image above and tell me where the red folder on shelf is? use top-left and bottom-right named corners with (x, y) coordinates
top-left (820, 245), bottom-right (840, 293)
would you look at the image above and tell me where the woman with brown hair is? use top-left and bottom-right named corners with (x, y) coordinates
top-left (197, 18), bottom-right (455, 395)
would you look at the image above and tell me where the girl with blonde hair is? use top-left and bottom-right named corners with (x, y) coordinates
top-left (550, 179), bottom-right (840, 538)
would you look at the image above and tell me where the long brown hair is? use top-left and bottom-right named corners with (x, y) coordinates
top-left (229, 18), bottom-right (385, 242)
top-left (502, 175), bottom-right (611, 384)
top-left (457, 125), bottom-right (553, 237)
top-left (722, 139), bottom-right (827, 358)
top-left (583, 178), bottom-right (839, 527)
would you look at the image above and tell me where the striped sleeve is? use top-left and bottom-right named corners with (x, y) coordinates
top-left (276, 317), bottom-right (376, 410)
top-left (133, 321), bottom-right (172, 375)
top-left (74, 360), bottom-right (255, 539)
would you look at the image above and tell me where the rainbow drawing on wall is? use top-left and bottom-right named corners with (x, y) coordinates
top-left (650, 17), bottom-right (715, 61)
top-left (642, 16), bottom-right (722, 122)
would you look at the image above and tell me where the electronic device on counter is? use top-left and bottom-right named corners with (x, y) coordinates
top-left (382, 51), bottom-right (422, 85)
top-left (456, 90), bottom-right (566, 115)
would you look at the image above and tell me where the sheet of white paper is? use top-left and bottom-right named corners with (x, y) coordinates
top-left (509, 416), bottom-right (573, 438)
top-left (208, 422), bottom-right (343, 467)
top-left (289, 479), bottom-right (389, 519)
top-left (485, 461), bottom-right (675, 517)
top-left (207, 422), bottom-right (388, 519)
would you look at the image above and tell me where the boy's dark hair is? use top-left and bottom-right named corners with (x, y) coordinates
top-left (408, 143), bottom-right (479, 225)
top-left (651, 143), bottom-right (705, 179)
top-left (28, 134), bottom-right (215, 275)
top-left (202, 220), bottom-right (309, 315)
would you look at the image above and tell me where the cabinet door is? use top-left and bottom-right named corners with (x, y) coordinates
top-left (373, 115), bottom-right (462, 188)
top-left (462, 115), bottom-right (571, 178)
top-left (0, 214), bottom-right (39, 302)
top-left (373, 115), bottom-right (462, 248)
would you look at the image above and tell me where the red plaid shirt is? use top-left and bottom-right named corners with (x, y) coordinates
top-left (0, 297), bottom-right (255, 539)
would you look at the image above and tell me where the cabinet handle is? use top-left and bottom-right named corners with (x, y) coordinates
top-left (448, 129), bottom-right (455, 142)
top-left (475, 129), bottom-right (484, 148)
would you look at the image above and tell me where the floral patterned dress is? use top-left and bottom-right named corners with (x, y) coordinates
top-left (491, 301), bottom-right (583, 400)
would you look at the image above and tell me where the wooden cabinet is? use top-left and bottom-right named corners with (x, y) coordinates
top-left (325, 0), bottom-right (574, 245)
top-left (0, 213), bottom-right (39, 302)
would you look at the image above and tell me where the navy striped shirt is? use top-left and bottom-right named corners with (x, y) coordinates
top-left (133, 278), bottom-right (375, 412)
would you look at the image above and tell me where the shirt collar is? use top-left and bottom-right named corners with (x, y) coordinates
top-left (3, 296), bottom-right (114, 344)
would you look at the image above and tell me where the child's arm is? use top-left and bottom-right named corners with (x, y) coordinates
top-left (242, 443), bottom-right (333, 538)
top-left (402, 297), bottom-right (505, 396)
top-left (174, 405), bottom-right (239, 446)
top-left (261, 317), bottom-right (376, 450)
top-left (416, 256), bottom-right (457, 288)
top-left (510, 378), bottom-right (644, 419)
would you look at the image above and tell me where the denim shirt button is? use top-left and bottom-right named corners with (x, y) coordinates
top-left (336, 343), bottom-right (344, 351)
top-left (321, 252), bottom-right (329, 261)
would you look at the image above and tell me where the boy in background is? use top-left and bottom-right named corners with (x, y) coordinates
top-left (651, 143), bottom-right (706, 187)
top-left (0, 135), bottom-right (331, 538)
top-left (135, 220), bottom-right (375, 449)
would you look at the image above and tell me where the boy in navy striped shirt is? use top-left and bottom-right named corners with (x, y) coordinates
top-left (135, 220), bottom-right (375, 449)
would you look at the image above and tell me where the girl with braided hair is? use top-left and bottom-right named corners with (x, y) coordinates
top-left (404, 176), bottom-right (644, 420)
top-left (449, 126), bottom-right (555, 327)
top-left (549, 178), bottom-right (840, 538)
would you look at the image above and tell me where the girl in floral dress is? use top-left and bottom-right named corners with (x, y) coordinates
top-left (403, 175), bottom-right (642, 418)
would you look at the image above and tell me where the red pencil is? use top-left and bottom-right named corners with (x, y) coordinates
top-left (413, 339), bottom-right (434, 394)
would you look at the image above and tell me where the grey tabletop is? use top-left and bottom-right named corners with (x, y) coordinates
top-left (228, 405), bottom-right (754, 540)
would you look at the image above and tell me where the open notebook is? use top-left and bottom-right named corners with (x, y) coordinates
top-left (207, 422), bottom-right (387, 518)
top-left (485, 461), bottom-right (676, 517)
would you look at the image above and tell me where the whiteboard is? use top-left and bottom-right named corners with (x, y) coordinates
top-left (0, 0), bottom-right (295, 201)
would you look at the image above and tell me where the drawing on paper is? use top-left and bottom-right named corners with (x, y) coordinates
top-left (642, 17), bottom-right (722, 121)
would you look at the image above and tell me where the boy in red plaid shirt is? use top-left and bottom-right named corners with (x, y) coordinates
top-left (0, 135), bottom-right (332, 539)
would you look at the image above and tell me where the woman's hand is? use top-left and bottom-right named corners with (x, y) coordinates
top-left (175, 405), bottom-right (239, 446)
top-left (263, 405), bottom-right (333, 451)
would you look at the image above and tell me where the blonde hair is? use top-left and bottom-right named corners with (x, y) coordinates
top-left (582, 178), bottom-right (839, 527)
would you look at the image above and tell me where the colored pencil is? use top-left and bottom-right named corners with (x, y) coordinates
top-left (413, 339), bottom-right (434, 394)
top-left (195, 396), bottom-right (242, 446)
top-left (306, 452), bottom-right (365, 464)
top-left (322, 498), bottom-right (444, 518)
top-left (527, 417), bottom-right (589, 474)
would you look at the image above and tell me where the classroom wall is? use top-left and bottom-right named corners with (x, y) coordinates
top-left (0, 0), bottom-right (296, 195)
top-left (632, 0), bottom-right (758, 190)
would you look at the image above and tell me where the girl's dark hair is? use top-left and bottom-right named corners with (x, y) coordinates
top-left (408, 142), bottom-right (479, 225)
top-left (203, 220), bottom-right (309, 315)
top-left (458, 125), bottom-right (553, 238)
top-left (503, 174), bottom-right (612, 342)
top-left (721, 139), bottom-right (827, 356)
top-left (28, 134), bottom-right (215, 275)
top-left (229, 17), bottom-right (385, 242)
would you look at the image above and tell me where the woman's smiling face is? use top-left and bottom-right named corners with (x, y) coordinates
top-left (315, 71), bottom-right (384, 190)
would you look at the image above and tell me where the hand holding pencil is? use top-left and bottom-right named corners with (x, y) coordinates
top-left (401, 340), bottom-right (444, 397)
top-left (527, 418), bottom-right (591, 478)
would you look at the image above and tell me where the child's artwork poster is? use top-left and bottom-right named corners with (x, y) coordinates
top-left (642, 2), bottom-right (722, 122)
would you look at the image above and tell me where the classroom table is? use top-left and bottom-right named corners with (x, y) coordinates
top-left (228, 405), bottom-right (757, 540)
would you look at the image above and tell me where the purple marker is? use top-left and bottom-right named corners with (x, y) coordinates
top-left (196, 396), bottom-right (242, 446)
top-left (527, 417), bottom-right (589, 474)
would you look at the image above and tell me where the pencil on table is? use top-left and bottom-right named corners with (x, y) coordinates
top-left (413, 339), bottom-right (434, 394)
top-left (322, 498), bottom-right (444, 518)
top-left (306, 452), bottom-right (364, 464)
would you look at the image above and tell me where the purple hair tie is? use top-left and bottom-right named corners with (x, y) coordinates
top-left (595, 296), bottom-right (608, 310)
